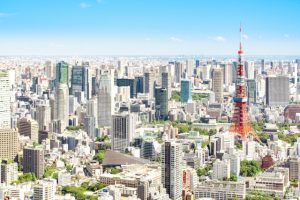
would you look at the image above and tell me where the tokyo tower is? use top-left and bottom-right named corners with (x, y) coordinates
top-left (229, 25), bottom-right (260, 141)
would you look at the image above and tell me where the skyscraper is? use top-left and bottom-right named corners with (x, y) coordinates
top-left (266, 76), bottom-right (289, 106)
top-left (181, 79), bottom-right (192, 103)
top-left (0, 71), bottom-right (11, 128)
top-left (144, 72), bottom-right (155, 99)
top-left (161, 72), bottom-right (171, 100)
top-left (111, 113), bottom-right (136, 151)
top-left (17, 118), bottom-right (39, 143)
top-left (36, 101), bottom-right (51, 131)
top-left (212, 68), bottom-right (224, 103)
top-left (55, 61), bottom-right (69, 85)
top-left (155, 87), bottom-right (169, 120)
top-left (185, 59), bottom-right (194, 78)
top-left (135, 76), bottom-right (145, 94)
top-left (97, 71), bottom-right (115, 127)
top-left (71, 65), bottom-right (90, 100)
top-left (116, 78), bottom-right (136, 98)
top-left (246, 79), bottom-right (257, 104)
top-left (0, 128), bottom-right (19, 161)
top-left (23, 145), bottom-right (45, 179)
top-left (175, 62), bottom-right (183, 83)
top-left (54, 83), bottom-right (69, 131)
top-left (161, 141), bottom-right (183, 200)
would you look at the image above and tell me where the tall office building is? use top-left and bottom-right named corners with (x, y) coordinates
top-left (0, 129), bottom-right (19, 161)
top-left (175, 62), bottom-right (183, 83)
top-left (212, 68), bottom-right (224, 103)
top-left (135, 76), bottom-right (145, 94)
top-left (245, 61), bottom-right (255, 79)
top-left (266, 76), bottom-right (289, 106)
top-left (181, 79), bottom-right (192, 103)
top-left (111, 113), bottom-right (136, 151)
top-left (23, 145), bottom-right (45, 179)
top-left (161, 72), bottom-right (171, 100)
top-left (54, 83), bottom-right (69, 131)
top-left (36, 102), bottom-right (51, 131)
top-left (144, 72), bottom-right (155, 99)
top-left (185, 59), bottom-right (194, 78)
top-left (71, 65), bottom-right (90, 100)
top-left (212, 159), bottom-right (230, 180)
top-left (116, 78), bottom-right (136, 98)
top-left (1, 161), bottom-right (18, 184)
top-left (33, 178), bottom-right (57, 200)
top-left (55, 61), bottom-right (69, 85)
top-left (97, 72), bottom-right (115, 127)
top-left (161, 141), bottom-right (183, 200)
top-left (0, 71), bottom-right (11, 128)
top-left (246, 79), bottom-right (257, 104)
top-left (155, 87), bottom-right (169, 120)
top-left (17, 118), bottom-right (39, 143)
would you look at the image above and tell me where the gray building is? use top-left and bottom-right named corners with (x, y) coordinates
top-left (23, 145), bottom-right (45, 179)
top-left (266, 76), bottom-right (289, 106)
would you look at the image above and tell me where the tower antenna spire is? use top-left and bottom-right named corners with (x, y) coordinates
top-left (239, 23), bottom-right (243, 54)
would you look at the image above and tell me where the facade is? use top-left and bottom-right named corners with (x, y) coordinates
top-left (155, 87), bottom-right (169, 120)
top-left (195, 180), bottom-right (246, 200)
top-left (23, 145), bottom-right (45, 179)
top-left (17, 118), bottom-right (39, 143)
top-left (144, 72), bottom-right (155, 99)
top-left (97, 72), bottom-right (115, 127)
top-left (0, 129), bottom-right (19, 161)
top-left (33, 178), bottom-right (56, 200)
top-left (246, 79), bottom-right (257, 104)
top-left (71, 65), bottom-right (90, 100)
top-left (36, 102), bottom-right (51, 131)
top-left (289, 157), bottom-right (300, 180)
top-left (175, 62), bottom-right (183, 83)
top-left (55, 61), bottom-right (69, 85)
top-left (212, 68), bottom-right (224, 103)
top-left (181, 79), bottom-right (192, 103)
top-left (116, 78), bottom-right (136, 98)
top-left (0, 71), bottom-right (11, 128)
top-left (161, 141), bottom-right (183, 200)
top-left (1, 162), bottom-right (18, 184)
top-left (162, 72), bottom-right (171, 100)
top-left (266, 76), bottom-right (289, 106)
top-left (54, 83), bottom-right (69, 131)
top-left (112, 113), bottom-right (136, 151)
top-left (212, 159), bottom-right (230, 180)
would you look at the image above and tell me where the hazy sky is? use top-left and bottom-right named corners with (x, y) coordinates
top-left (0, 0), bottom-right (300, 55)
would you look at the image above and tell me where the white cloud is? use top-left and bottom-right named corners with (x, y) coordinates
top-left (242, 34), bottom-right (248, 40)
top-left (168, 37), bottom-right (182, 42)
top-left (0, 12), bottom-right (14, 17)
top-left (284, 34), bottom-right (289, 39)
top-left (80, 2), bottom-right (91, 8)
top-left (211, 36), bottom-right (226, 42)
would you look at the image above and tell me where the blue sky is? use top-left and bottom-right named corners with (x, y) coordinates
top-left (0, 0), bottom-right (299, 55)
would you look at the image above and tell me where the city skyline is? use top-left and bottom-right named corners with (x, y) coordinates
top-left (0, 0), bottom-right (300, 55)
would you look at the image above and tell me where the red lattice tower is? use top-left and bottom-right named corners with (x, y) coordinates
top-left (229, 25), bottom-right (260, 141)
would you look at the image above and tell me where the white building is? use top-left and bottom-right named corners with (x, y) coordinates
top-left (0, 71), bottom-right (11, 128)
top-left (54, 83), bottom-right (69, 131)
top-left (33, 178), bottom-right (57, 200)
top-left (212, 159), bottom-right (230, 180)
top-left (161, 141), bottom-right (183, 200)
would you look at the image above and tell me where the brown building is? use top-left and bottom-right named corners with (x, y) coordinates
top-left (17, 118), bottom-right (39, 143)
top-left (289, 157), bottom-right (300, 181)
top-left (23, 145), bottom-right (44, 179)
top-left (0, 129), bottom-right (19, 161)
top-left (284, 104), bottom-right (300, 122)
top-left (261, 155), bottom-right (274, 170)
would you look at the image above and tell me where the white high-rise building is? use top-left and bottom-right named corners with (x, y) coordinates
top-left (186, 59), bottom-right (194, 78)
top-left (243, 140), bottom-right (256, 160)
top-left (1, 162), bottom-right (18, 184)
top-left (33, 178), bottom-right (57, 200)
top-left (223, 148), bottom-right (240, 176)
top-left (54, 83), bottom-right (69, 130)
top-left (86, 97), bottom-right (98, 124)
top-left (36, 101), bottom-right (51, 131)
top-left (212, 159), bottom-right (230, 180)
top-left (98, 71), bottom-right (115, 127)
top-left (0, 71), bottom-right (11, 128)
top-left (161, 141), bottom-right (183, 200)
top-left (111, 112), bottom-right (136, 151)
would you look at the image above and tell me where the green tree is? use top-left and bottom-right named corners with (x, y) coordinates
top-left (93, 150), bottom-right (106, 163)
top-left (240, 160), bottom-right (261, 177)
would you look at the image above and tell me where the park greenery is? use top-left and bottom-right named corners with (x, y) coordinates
top-left (223, 173), bottom-right (238, 182)
top-left (240, 160), bottom-right (261, 177)
top-left (66, 124), bottom-right (83, 131)
top-left (43, 165), bottom-right (57, 178)
top-left (245, 191), bottom-right (281, 200)
top-left (110, 167), bottom-right (123, 174)
top-left (62, 182), bottom-right (107, 200)
top-left (196, 165), bottom-right (212, 177)
top-left (93, 150), bottom-right (106, 163)
top-left (15, 173), bottom-right (36, 184)
top-left (171, 90), bottom-right (208, 102)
